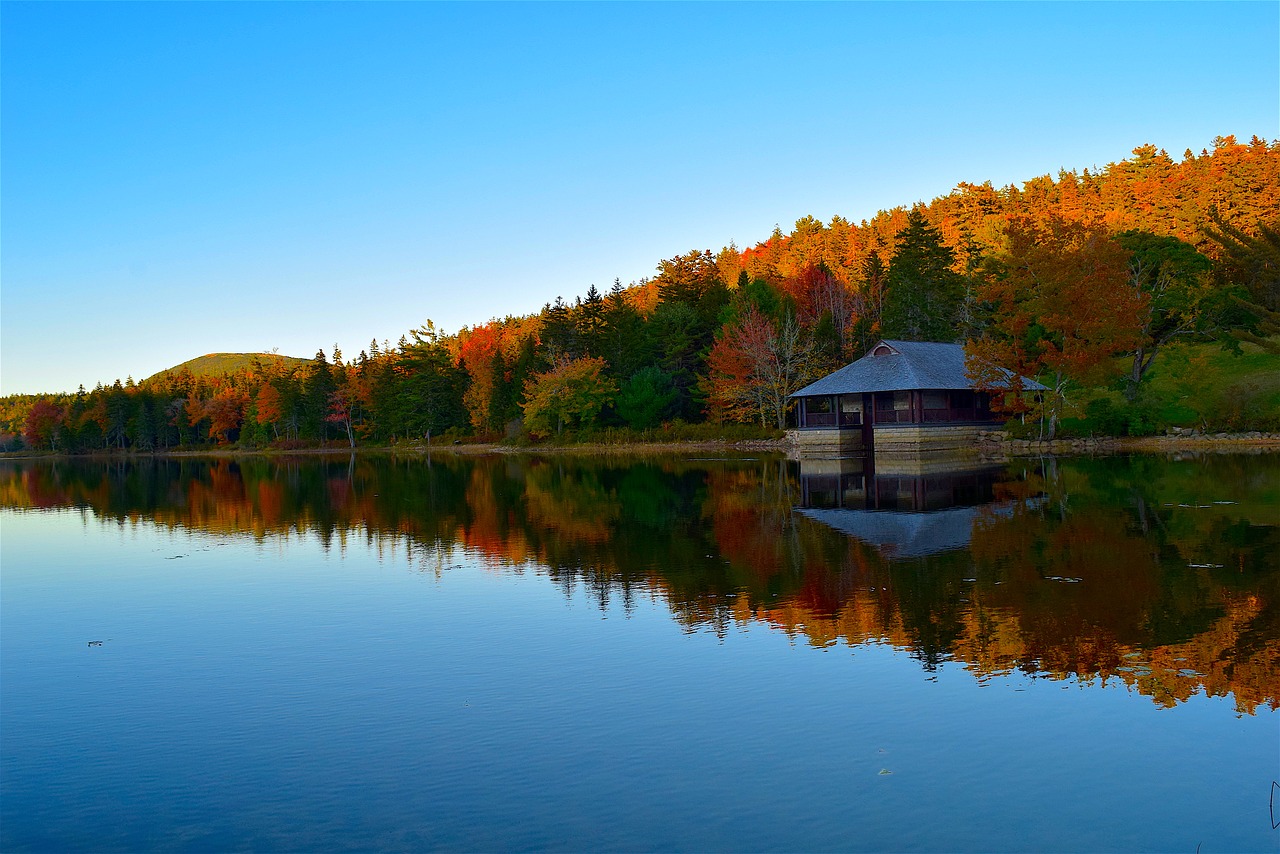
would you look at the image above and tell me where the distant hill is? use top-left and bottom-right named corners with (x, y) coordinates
top-left (144, 352), bottom-right (311, 384)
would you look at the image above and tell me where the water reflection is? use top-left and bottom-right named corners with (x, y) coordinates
top-left (796, 458), bottom-right (1034, 558)
top-left (2, 451), bottom-right (1276, 713)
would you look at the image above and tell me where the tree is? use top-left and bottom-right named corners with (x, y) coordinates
top-left (703, 306), bottom-right (818, 428)
top-left (521, 357), bottom-right (617, 437)
top-left (255, 383), bottom-right (285, 440)
top-left (1115, 231), bottom-right (1215, 398)
top-left (23, 399), bottom-right (63, 451)
top-left (968, 217), bottom-right (1146, 439)
top-left (1205, 216), bottom-right (1280, 310)
top-left (1203, 216), bottom-right (1280, 352)
top-left (598, 280), bottom-right (650, 382)
top-left (882, 209), bottom-right (966, 341)
top-left (655, 249), bottom-right (723, 308)
top-left (398, 322), bottom-right (467, 442)
top-left (458, 322), bottom-right (503, 432)
top-left (303, 350), bottom-right (335, 440)
top-left (851, 249), bottom-right (888, 352)
top-left (203, 386), bottom-right (250, 444)
top-left (616, 366), bottom-right (677, 429)
top-left (326, 386), bottom-right (358, 448)
top-left (649, 301), bottom-right (703, 419)
top-left (576, 284), bottom-right (606, 357)
top-left (540, 298), bottom-right (579, 363)
top-left (789, 265), bottom-right (851, 338)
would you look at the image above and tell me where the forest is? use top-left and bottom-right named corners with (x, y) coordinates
top-left (4, 134), bottom-right (1279, 452)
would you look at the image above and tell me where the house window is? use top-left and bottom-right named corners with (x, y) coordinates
top-left (840, 396), bottom-right (862, 414)
top-left (874, 392), bottom-right (910, 410)
top-left (922, 391), bottom-right (948, 410)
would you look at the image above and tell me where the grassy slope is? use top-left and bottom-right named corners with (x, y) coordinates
top-left (1058, 337), bottom-right (1280, 435)
top-left (1146, 340), bottom-right (1280, 423)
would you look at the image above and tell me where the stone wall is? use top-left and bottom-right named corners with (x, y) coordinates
top-left (789, 428), bottom-right (865, 457)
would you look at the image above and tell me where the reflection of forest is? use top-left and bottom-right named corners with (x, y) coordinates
top-left (3, 453), bottom-right (1276, 713)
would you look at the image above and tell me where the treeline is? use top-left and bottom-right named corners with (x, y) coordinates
top-left (4, 135), bottom-right (1279, 452)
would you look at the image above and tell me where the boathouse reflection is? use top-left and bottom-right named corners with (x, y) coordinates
top-left (795, 457), bottom-right (1034, 558)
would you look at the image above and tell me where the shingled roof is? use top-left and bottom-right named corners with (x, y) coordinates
top-left (790, 340), bottom-right (1045, 397)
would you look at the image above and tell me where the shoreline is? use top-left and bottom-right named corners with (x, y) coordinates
top-left (0, 438), bottom-right (791, 461)
top-left (4, 432), bottom-right (1279, 463)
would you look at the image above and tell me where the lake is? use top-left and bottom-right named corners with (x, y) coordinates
top-left (1, 451), bottom-right (1277, 852)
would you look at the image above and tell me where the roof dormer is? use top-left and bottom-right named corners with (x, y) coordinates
top-left (871, 342), bottom-right (900, 357)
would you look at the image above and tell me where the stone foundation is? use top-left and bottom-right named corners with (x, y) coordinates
top-left (789, 428), bottom-right (866, 458)
top-left (871, 424), bottom-right (985, 453)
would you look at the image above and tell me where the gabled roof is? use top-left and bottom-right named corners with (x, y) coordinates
top-left (790, 340), bottom-right (1045, 397)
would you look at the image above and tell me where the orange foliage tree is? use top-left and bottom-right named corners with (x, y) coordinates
top-left (202, 386), bottom-right (250, 444)
top-left (967, 217), bottom-right (1147, 438)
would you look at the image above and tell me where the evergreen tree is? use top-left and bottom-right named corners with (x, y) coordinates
top-left (600, 280), bottom-right (650, 381)
top-left (852, 249), bottom-right (888, 352)
top-left (882, 209), bottom-right (967, 341)
top-left (541, 297), bottom-right (579, 362)
top-left (303, 350), bottom-right (335, 440)
top-left (576, 284), bottom-right (606, 357)
top-left (616, 366), bottom-right (678, 429)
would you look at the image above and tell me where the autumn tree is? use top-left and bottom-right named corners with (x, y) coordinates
top-left (255, 383), bottom-right (285, 440)
top-left (968, 217), bottom-right (1146, 439)
top-left (703, 306), bottom-right (818, 428)
top-left (325, 385), bottom-right (359, 448)
top-left (458, 323), bottom-right (503, 432)
top-left (22, 399), bottom-right (64, 451)
top-left (203, 385), bottom-right (250, 444)
top-left (521, 356), bottom-right (617, 437)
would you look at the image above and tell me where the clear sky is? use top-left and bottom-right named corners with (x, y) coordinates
top-left (2, 1), bottom-right (1276, 395)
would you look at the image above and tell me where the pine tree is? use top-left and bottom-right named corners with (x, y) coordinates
top-left (882, 209), bottom-right (966, 341)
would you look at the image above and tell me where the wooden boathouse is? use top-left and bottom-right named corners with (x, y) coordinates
top-left (789, 340), bottom-right (1042, 456)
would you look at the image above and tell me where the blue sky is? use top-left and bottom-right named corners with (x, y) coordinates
top-left (2, 1), bottom-right (1276, 395)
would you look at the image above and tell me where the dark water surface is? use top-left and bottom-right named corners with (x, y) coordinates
top-left (2, 452), bottom-right (1277, 852)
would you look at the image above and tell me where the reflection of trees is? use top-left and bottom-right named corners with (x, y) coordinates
top-left (1, 452), bottom-right (1276, 713)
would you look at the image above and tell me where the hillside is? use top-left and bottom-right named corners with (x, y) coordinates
top-left (144, 353), bottom-right (311, 384)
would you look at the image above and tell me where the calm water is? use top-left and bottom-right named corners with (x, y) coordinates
top-left (1, 452), bottom-right (1277, 853)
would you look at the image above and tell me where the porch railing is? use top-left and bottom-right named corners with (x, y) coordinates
top-left (803, 412), bottom-right (862, 428)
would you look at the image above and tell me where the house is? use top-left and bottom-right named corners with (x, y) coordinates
top-left (788, 340), bottom-right (1043, 456)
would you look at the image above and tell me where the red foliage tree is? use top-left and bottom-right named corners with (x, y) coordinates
top-left (23, 399), bottom-right (64, 451)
